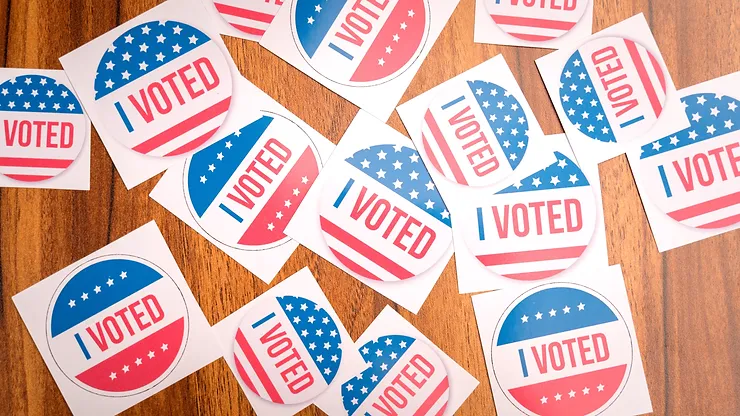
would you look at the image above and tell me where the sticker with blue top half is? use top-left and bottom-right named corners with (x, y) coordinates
top-left (95, 20), bottom-right (233, 157)
top-left (46, 254), bottom-right (189, 397)
top-left (491, 283), bottom-right (632, 416)
top-left (0, 73), bottom-right (86, 182)
top-left (319, 143), bottom-right (452, 282)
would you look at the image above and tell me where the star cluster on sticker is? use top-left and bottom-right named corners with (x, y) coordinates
top-left (497, 152), bottom-right (589, 194)
top-left (0, 75), bottom-right (82, 114)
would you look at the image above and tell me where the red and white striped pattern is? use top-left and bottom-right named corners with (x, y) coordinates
top-left (485, 0), bottom-right (589, 42)
top-left (422, 109), bottom-right (471, 186)
top-left (622, 38), bottom-right (667, 118)
top-left (213, 0), bottom-right (281, 40)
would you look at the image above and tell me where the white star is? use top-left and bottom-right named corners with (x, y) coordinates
top-left (68, 299), bottom-right (76, 308)
top-left (189, 35), bottom-right (199, 44)
top-left (697, 95), bottom-right (707, 105)
top-left (124, 34), bottom-right (134, 43)
top-left (173, 25), bottom-right (183, 34)
top-left (564, 70), bottom-right (572, 78)
top-left (309, 343), bottom-right (316, 351)
top-left (161, 343), bottom-right (168, 352)
top-left (385, 45), bottom-right (393, 54)
top-left (584, 86), bottom-right (593, 93)
top-left (22, 102), bottom-right (30, 109)
top-left (293, 316), bottom-right (301, 324)
top-left (393, 179), bottom-right (403, 189)
top-left (276, 211), bottom-right (284, 219)
top-left (409, 153), bottom-right (420, 163)
top-left (307, 16), bottom-right (315, 24)
top-left (81, 292), bottom-right (89, 301)
top-left (409, 170), bottom-right (419, 180)
top-left (106, 278), bottom-right (114, 287)
top-left (141, 25), bottom-right (151, 35)
top-left (393, 144), bottom-right (403, 152)
top-left (670, 136), bottom-right (680, 146)
top-left (109, 372), bottom-right (117, 380)
top-left (200, 175), bottom-right (207, 184)
top-left (139, 61), bottom-right (149, 71)
top-left (729, 101), bottom-right (738, 111)
top-left (284, 200), bottom-right (292, 208)
top-left (555, 393), bottom-right (562, 401)
top-left (569, 390), bottom-right (576, 398)
top-left (392, 160), bottom-right (402, 170)
top-left (360, 159), bottom-right (370, 169)
top-left (535, 312), bottom-right (543, 320)
top-left (94, 285), bottom-right (101, 294)
top-left (692, 112), bottom-right (702, 122)
top-left (482, 101), bottom-right (490, 108)
top-left (302, 176), bottom-right (309, 184)
top-left (576, 98), bottom-right (584, 105)
top-left (378, 58), bottom-right (385, 66)
top-left (569, 174), bottom-right (579, 184)
top-left (105, 79), bottom-right (114, 89)
top-left (598, 384), bottom-right (605, 392)
top-left (425, 181), bottom-right (435, 190)
top-left (725, 120), bottom-right (735, 129)
top-left (225, 141), bottom-right (233, 149)
top-left (376, 169), bottom-right (386, 179)
top-left (139, 42), bottom-right (149, 52)
top-left (208, 164), bottom-right (216, 172)
top-left (148, 350), bottom-right (155, 359)
top-left (122, 52), bottom-right (131, 61)
top-left (532, 177), bottom-right (542, 187)
top-left (688, 130), bottom-right (698, 140)
top-left (540, 396), bottom-right (548, 404)
top-left (408, 9), bottom-right (415, 17)
top-left (216, 152), bottom-right (224, 160)
top-left (315, 4), bottom-right (322, 12)
top-left (400, 22), bottom-right (407, 30)
top-left (550, 176), bottom-right (560, 186)
top-left (573, 59), bottom-right (581, 66)
top-left (67, 103), bottom-right (75, 111)
top-left (652, 141), bottom-right (662, 151)
top-left (135, 357), bottom-right (143, 366)
top-left (121, 70), bottom-right (131, 80)
top-left (377, 150), bottom-right (387, 160)
top-left (393, 33), bottom-right (400, 42)
top-left (424, 199), bottom-right (434, 209)
top-left (122, 365), bottom-right (130, 373)
top-left (563, 305), bottom-right (571, 314)
top-left (521, 315), bottom-right (529, 323)
top-left (596, 113), bottom-right (604, 121)
top-left (156, 34), bottom-right (166, 43)
top-left (172, 42), bottom-right (182, 53)
top-left (707, 125), bottom-right (717, 135)
top-left (267, 223), bottom-right (275, 231)
top-left (578, 302), bottom-right (585, 311)
top-left (293, 188), bottom-right (300, 196)
top-left (583, 387), bottom-right (590, 395)
top-left (441, 210), bottom-right (450, 219)
top-left (409, 190), bottom-right (419, 200)
top-left (549, 308), bottom-right (557, 317)
top-left (156, 52), bottom-right (165, 62)
top-left (562, 94), bottom-right (570, 103)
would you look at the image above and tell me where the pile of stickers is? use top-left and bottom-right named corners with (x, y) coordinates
top-left (5, 0), bottom-right (739, 415)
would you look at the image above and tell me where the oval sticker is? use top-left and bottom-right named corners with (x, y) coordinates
top-left (485, 0), bottom-right (590, 42)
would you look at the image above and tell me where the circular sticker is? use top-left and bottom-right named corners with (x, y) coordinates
top-left (491, 283), bottom-right (633, 416)
top-left (422, 80), bottom-right (531, 187)
top-left (342, 334), bottom-right (449, 415)
top-left (211, 0), bottom-right (282, 40)
top-left (319, 144), bottom-right (452, 282)
top-left (464, 152), bottom-right (596, 281)
top-left (95, 20), bottom-right (233, 157)
top-left (0, 74), bottom-right (86, 182)
top-left (184, 111), bottom-right (321, 250)
top-left (291, 0), bottom-right (430, 86)
top-left (233, 295), bottom-right (343, 404)
top-left (485, 0), bottom-right (590, 42)
top-left (639, 93), bottom-right (740, 229)
top-left (46, 255), bottom-right (189, 397)
top-left (558, 37), bottom-right (667, 143)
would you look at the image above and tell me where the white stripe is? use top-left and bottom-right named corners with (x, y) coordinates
top-left (220, 15), bottom-right (271, 33)
top-left (146, 108), bottom-right (226, 157)
top-left (495, 24), bottom-right (568, 39)
top-left (489, 257), bottom-right (579, 276)
top-left (420, 122), bottom-right (457, 181)
top-left (424, 387), bottom-right (449, 416)
top-left (0, 165), bottom-right (65, 177)
top-left (234, 343), bottom-right (271, 399)
top-left (637, 45), bottom-right (666, 106)
top-left (323, 232), bottom-right (401, 282)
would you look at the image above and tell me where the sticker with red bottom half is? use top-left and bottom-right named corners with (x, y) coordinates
top-left (212, 0), bottom-right (283, 39)
top-left (95, 20), bottom-right (233, 157)
top-left (233, 295), bottom-right (343, 404)
top-left (292, 0), bottom-right (430, 86)
top-left (46, 255), bottom-right (189, 397)
top-left (184, 112), bottom-right (321, 250)
top-left (319, 144), bottom-right (452, 282)
top-left (0, 74), bottom-right (86, 182)
top-left (491, 283), bottom-right (632, 416)
top-left (485, 0), bottom-right (590, 42)
top-left (341, 334), bottom-right (449, 415)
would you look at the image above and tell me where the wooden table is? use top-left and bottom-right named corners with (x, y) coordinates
top-left (1, 0), bottom-right (739, 414)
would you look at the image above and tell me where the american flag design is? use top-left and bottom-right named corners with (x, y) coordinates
top-left (94, 20), bottom-right (233, 157)
top-left (292, 0), bottom-right (429, 85)
top-left (465, 152), bottom-right (596, 281)
top-left (559, 36), bottom-right (667, 143)
top-left (341, 334), bottom-right (449, 416)
top-left (491, 284), bottom-right (632, 416)
top-left (0, 74), bottom-right (86, 182)
top-left (184, 112), bottom-right (320, 250)
top-left (485, 0), bottom-right (589, 42)
top-left (212, 0), bottom-right (283, 40)
top-left (319, 144), bottom-right (452, 282)
top-left (46, 255), bottom-right (189, 396)
top-left (233, 295), bottom-right (343, 404)
top-left (423, 80), bottom-right (530, 187)
top-left (639, 92), bottom-right (740, 229)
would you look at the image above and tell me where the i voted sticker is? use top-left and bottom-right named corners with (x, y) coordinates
top-left (639, 93), bottom-right (740, 229)
top-left (0, 74), bottom-right (86, 182)
top-left (184, 112), bottom-right (321, 250)
top-left (212, 0), bottom-right (282, 39)
top-left (95, 20), bottom-right (233, 157)
top-left (491, 283), bottom-right (632, 416)
top-left (342, 335), bottom-right (449, 416)
top-left (422, 80), bottom-right (530, 187)
top-left (292, 0), bottom-right (430, 86)
top-left (319, 144), bottom-right (452, 282)
top-left (466, 152), bottom-right (596, 281)
top-left (233, 295), bottom-right (343, 404)
top-left (485, 0), bottom-right (590, 42)
top-left (559, 37), bottom-right (667, 143)
top-left (46, 255), bottom-right (189, 397)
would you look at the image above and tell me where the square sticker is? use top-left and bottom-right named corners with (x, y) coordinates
top-left (200, 0), bottom-right (285, 42)
top-left (472, 264), bottom-right (652, 416)
top-left (12, 221), bottom-right (222, 416)
top-left (150, 76), bottom-right (335, 284)
top-left (259, 0), bottom-right (462, 121)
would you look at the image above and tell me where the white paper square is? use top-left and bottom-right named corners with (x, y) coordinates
top-left (200, 0), bottom-right (285, 42)
top-left (472, 264), bottom-right (652, 416)
top-left (12, 221), bottom-right (221, 416)
top-left (259, 0), bottom-right (461, 121)
top-left (211, 267), bottom-right (367, 415)
top-left (150, 76), bottom-right (335, 283)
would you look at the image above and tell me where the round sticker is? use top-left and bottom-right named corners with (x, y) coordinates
top-left (422, 79), bottom-right (531, 187)
top-left (319, 144), bottom-right (452, 282)
top-left (233, 295), bottom-right (343, 404)
top-left (291, 0), bottom-right (430, 86)
top-left (46, 255), bottom-right (189, 397)
top-left (94, 20), bottom-right (233, 157)
top-left (464, 152), bottom-right (596, 281)
top-left (0, 74), bottom-right (86, 182)
top-left (184, 112), bottom-right (321, 250)
top-left (342, 334), bottom-right (449, 415)
top-left (211, 0), bottom-right (282, 40)
top-left (639, 92), bottom-right (740, 229)
top-left (558, 36), bottom-right (667, 143)
top-left (485, 0), bottom-right (590, 42)
top-left (491, 283), bottom-right (633, 416)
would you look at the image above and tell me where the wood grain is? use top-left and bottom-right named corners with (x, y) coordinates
top-left (1, 0), bottom-right (739, 414)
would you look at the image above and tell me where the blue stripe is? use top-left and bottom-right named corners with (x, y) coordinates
top-left (441, 95), bottom-right (466, 110)
top-left (115, 101), bottom-right (134, 133)
top-left (252, 312), bottom-right (276, 329)
top-left (334, 178), bottom-right (355, 208)
top-left (219, 203), bottom-right (243, 223)
top-left (518, 348), bottom-right (528, 377)
top-left (658, 165), bottom-right (673, 198)
top-left (477, 207), bottom-right (485, 241)
top-left (619, 115), bottom-right (645, 128)
top-left (328, 42), bottom-right (354, 60)
top-left (75, 333), bottom-right (91, 360)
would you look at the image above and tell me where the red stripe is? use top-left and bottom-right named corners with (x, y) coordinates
top-left (132, 97), bottom-right (231, 155)
top-left (490, 14), bottom-right (576, 30)
top-left (164, 127), bottom-right (219, 157)
top-left (433, 404), bottom-right (447, 416)
top-left (477, 245), bottom-right (588, 266)
top-left (320, 216), bottom-right (414, 280)
top-left (0, 157), bottom-right (73, 168)
top-left (230, 23), bottom-right (266, 36)
top-left (423, 110), bottom-right (468, 185)
top-left (329, 248), bottom-right (383, 281)
top-left (508, 33), bottom-right (556, 42)
top-left (699, 213), bottom-right (740, 229)
top-left (503, 269), bottom-right (564, 281)
top-left (4, 174), bottom-right (53, 182)
top-left (213, 3), bottom-right (275, 23)
top-left (668, 190), bottom-right (740, 222)
top-left (624, 39), bottom-right (662, 118)
top-left (233, 354), bottom-right (258, 394)
top-left (413, 376), bottom-right (449, 416)
top-left (235, 328), bottom-right (283, 404)
top-left (421, 134), bottom-right (443, 176)
top-left (649, 53), bottom-right (667, 94)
